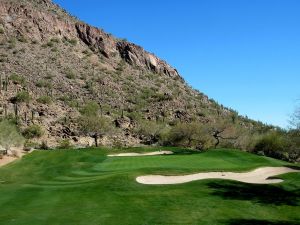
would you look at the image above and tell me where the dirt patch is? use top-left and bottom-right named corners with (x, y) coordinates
top-left (0, 155), bottom-right (18, 167)
top-left (136, 167), bottom-right (299, 185)
top-left (0, 150), bottom-right (33, 167)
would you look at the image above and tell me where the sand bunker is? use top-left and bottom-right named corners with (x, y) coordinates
top-left (108, 151), bottom-right (173, 157)
top-left (136, 167), bottom-right (299, 185)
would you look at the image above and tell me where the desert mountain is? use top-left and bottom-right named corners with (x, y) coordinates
top-left (0, 0), bottom-right (266, 147)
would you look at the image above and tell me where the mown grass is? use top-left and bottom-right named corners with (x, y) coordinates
top-left (0, 148), bottom-right (299, 225)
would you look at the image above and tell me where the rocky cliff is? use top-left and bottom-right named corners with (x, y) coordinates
top-left (0, 0), bottom-right (259, 147)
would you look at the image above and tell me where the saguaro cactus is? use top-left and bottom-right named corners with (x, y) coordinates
top-left (14, 103), bottom-right (18, 118)
top-left (4, 104), bottom-right (7, 117)
top-left (31, 110), bottom-right (35, 122)
top-left (0, 72), bottom-right (2, 93)
top-left (24, 112), bottom-right (27, 123)
top-left (4, 75), bottom-right (8, 91)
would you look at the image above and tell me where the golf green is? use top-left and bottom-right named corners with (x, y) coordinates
top-left (0, 148), bottom-right (299, 225)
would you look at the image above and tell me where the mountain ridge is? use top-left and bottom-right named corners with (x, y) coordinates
top-left (0, 0), bottom-right (268, 147)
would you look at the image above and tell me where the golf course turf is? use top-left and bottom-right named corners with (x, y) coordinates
top-left (0, 148), bottom-right (299, 225)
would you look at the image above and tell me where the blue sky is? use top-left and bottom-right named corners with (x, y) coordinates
top-left (53, 0), bottom-right (300, 128)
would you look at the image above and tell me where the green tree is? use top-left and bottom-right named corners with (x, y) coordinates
top-left (168, 122), bottom-right (213, 150)
top-left (136, 120), bottom-right (167, 145)
top-left (209, 120), bottom-right (239, 148)
top-left (79, 102), bottom-right (112, 147)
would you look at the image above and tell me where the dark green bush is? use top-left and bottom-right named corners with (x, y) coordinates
top-left (65, 69), bottom-right (76, 79)
top-left (58, 139), bottom-right (73, 149)
top-left (50, 38), bottom-right (60, 43)
top-left (10, 73), bottom-right (25, 85)
top-left (35, 80), bottom-right (52, 89)
top-left (37, 96), bottom-right (52, 105)
top-left (40, 141), bottom-right (49, 150)
top-left (47, 41), bottom-right (54, 47)
top-left (23, 125), bottom-right (43, 139)
top-left (253, 132), bottom-right (289, 160)
top-left (13, 91), bottom-right (30, 103)
top-left (67, 39), bottom-right (77, 46)
top-left (17, 35), bottom-right (27, 43)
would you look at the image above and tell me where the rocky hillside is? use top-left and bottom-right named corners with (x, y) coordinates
top-left (0, 0), bottom-right (265, 147)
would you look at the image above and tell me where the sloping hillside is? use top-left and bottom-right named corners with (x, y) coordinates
top-left (0, 0), bottom-right (266, 147)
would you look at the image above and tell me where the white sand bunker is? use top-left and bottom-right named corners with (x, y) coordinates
top-left (136, 167), bottom-right (299, 185)
top-left (108, 151), bottom-right (173, 157)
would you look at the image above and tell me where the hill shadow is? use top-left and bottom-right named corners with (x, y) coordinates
top-left (224, 219), bottom-right (300, 225)
top-left (207, 182), bottom-right (300, 206)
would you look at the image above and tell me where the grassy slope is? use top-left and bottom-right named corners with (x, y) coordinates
top-left (0, 148), bottom-right (299, 225)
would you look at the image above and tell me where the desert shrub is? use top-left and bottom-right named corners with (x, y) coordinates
top-left (58, 95), bottom-right (71, 102)
top-left (82, 49), bottom-right (89, 54)
top-left (79, 114), bottom-right (112, 147)
top-left (253, 132), bottom-right (290, 160)
top-left (286, 130), bottom-right (300, 161)
top-left (51, 47), bottom-right (58, 52)
top-left (82, 49), bottom-right (92, 57)
top-left (46, 41), bottom-right (54, 47)
top-left (135, 120), bottom-right (168, 145)
top-left (50, 37), bottom-right (60, 43)
top-left (13, 91), bottom-right (30, 103)
top-left (35, 80), bottom-right (52, 89)
top-left (8, 38), bottom-right (16, 49)
top-left (127, 111), bottom-right (143, 121)
top-left (17, 35), bottom-right (27, 43)
top-left (80, 101), bottom-right (99, 116)
top-left (24, 140), bottom-right (40, 149)
top-left (65, 68), bottom-right (76, 79)
top-left (67, 38), bottom-right (77, 46)
top-left (84, 80), bottom-right (95, 92)
top-left (152, 93), bottom-right (173, 102)
top-left (37, 96), bottom-right (52, 104)
top-left (45, 73), bottom-right (54, 80)
top-left (22, 125), bottom-right (43, 139)
top-left (166, 122), bottom-right (214, 150)
top-left (234, 132), bottom-right (261, 151)
top-left (139, 88), bottom-right (155, 101)
top-left (0, 28), bottom-right (4, 34)
top-left (40, 141), bottom-right (49, 150)
top-left (10, 73), bottom-right (25, 85)
top-left (112, 139), bottom-right (125, 148)
top-left (58, 95), bottom-right (79, 108)
top-left (58, 139), bottom-right (73, 149)
top-left (0, 120), bottom-right (24, 150)
top-left (0, 56), bottom-right (7, 62)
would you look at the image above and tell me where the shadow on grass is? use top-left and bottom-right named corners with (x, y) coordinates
top-left (169, 148), bottom-right (203, 155)
top-left (207, 182), bottom-right (300, 206)
top-left (225, 219), bottom-right (299, 225)
top-left (285, 165), bottom-right (300, 170)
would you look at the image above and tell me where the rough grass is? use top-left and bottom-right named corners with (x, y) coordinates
top-left (0, 148), bottom-right (299, 225)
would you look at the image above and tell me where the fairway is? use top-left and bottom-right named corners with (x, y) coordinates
top-left (0, 149), bottom-right (299, 225)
